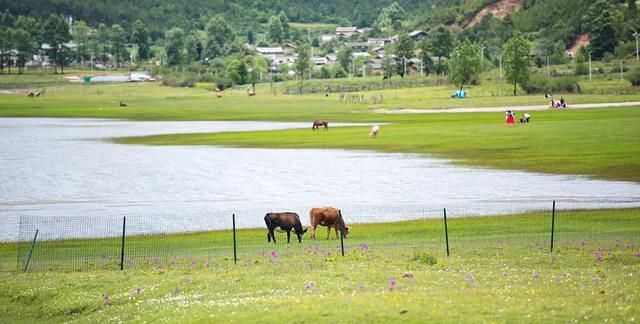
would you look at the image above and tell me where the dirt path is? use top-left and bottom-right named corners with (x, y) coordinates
top-left (372, 102), bottom-right (640, 114)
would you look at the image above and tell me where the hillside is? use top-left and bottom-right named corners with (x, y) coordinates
top-left (466, 0), bottom-right (521, 28)
top-left (0, 0), bottom-right (461, 38)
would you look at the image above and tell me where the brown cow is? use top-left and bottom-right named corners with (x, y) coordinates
top-left (264, 212), bottom-right (307, 243)
top-left (309, 207), bottom-right (350, 240)
top-left (312, 120), bottom-right (328, 131)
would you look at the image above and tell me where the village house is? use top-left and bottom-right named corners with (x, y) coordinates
top-left (409, 30), bottom-right (428, 41)
top-left (335, 27), bottom-right (360, 37)
top-left (367, 37), bottom-right (395, 47)
top-left (345, 42), bottom-right (369, 52)
top-left (320, 34), bottom-right (335, 43)
top-left (256, 47), bottom-right (284, 56)
top-left (283, 43), bottom-right (297, 54)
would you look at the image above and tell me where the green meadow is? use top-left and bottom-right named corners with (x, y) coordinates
top-left (1, 71), bottom-right (639, 322)
top-left (1, 209), bottom-right (639, 323)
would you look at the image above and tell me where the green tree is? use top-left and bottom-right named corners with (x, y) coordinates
top-left (12, 28), bottom-right (32, 74)
top-left (278, 11), bottom-right (290, 40)
top-left (73, 20), bottom-right (90, 68)
top-left (204, 15), bottom-right (234, 60)
top-left (583, 0), bottom-right (619, 59)
top-left (376, 2), bottom-right (406, 31)
top-left (295, 43), bottom-right (312, 88)
top-left (429, 25), bottom-right (454, 74)
top-left (185, 32), bottom-right (203, 62)
top-left (337, 45), bottom-right (353, 74)
top-left (394, 32), bottom-right (414, 77)
top-left (94, 23), bottom-right (110, 64)
top-left (0, 11), bottom-right (15, 73)
top-left (503, 32), bottom-right (531, 96)
top-left (626, 0), bottom-right (638, 24)
top-left (110, 24), bottom-right (127, 68)
top-left (418, 39), bottom-right (434, 76)
top-left (42, 14), bottom-right (71, 74)
top-left (131, 20), bottom-right (150, 61)
top-left (225, 58), bottom-right (247, 85)
top-left (382, 55), bottom-right (394, 79)
top-left (247, 30), bottom-right (255, 45)
top-left (165, 27), bottom-right (185, 66)
top-left (268, 15), bottom-right (284, 44)
top-left (448, 38), bottom-right (481, 93)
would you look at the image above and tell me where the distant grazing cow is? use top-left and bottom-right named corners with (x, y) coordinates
top-left (309, 207), bottom-right (350, 240)
top-left (369, 124), bottom-right (379, 137)
top-left (119, 101), bottom-right (128, 107)
top-left (312, 120), bottom-right (328, 131)
top-left (264, 212), bottom-right (307, 243)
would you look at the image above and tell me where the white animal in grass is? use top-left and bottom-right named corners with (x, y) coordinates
top-left (369, 124), bottom-right (380, 137)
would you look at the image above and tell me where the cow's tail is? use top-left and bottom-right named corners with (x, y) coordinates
top-left (264, 214), bottom-right (272, 228)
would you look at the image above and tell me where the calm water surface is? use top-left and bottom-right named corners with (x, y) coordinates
top-left (1, 118), bottom-right (639, 241)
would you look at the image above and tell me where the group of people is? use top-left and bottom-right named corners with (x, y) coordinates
top-left (505, 110), bottom-right (531, 124)
top-left (545, 93), bottom-right (567, 108)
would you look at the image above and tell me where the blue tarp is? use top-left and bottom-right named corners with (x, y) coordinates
top-left (453, 90), bottom-right (466, 98)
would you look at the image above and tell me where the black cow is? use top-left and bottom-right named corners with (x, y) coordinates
top-left (264, 212), bottom-right (307, 243)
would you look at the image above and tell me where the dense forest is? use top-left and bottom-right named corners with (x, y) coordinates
top-left (1, 0), bottom-right (639, 88)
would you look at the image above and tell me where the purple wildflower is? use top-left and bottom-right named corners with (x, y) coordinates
top-left (271, 251), bottom-right (278, 258)
top-left (635, 252), bottom-right (640, 258)
top-left (102, 294), bottom-right (111, 305)
top-left (465, 274), bottom-right (475, 285)
top-left (360, 243), bottom-right (369, 250)
top-left (594, 251), bottom-right (602, 262)
top-left (554, 276), bottom-right (561, 284)
top-left (135, 287), bottom-right (142, 294)
top-left (305, 281), bottom-right (314, 290)
top-left (532, 273), bottom-right (540, 280)
top-left (173, 287), bottom-right (180, 295)
top-left (389, 277), bottom-right (397, 291)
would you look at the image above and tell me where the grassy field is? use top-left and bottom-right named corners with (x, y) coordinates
top-left (117, 106), bottom-right (640, 182)
top-left (1, 209), bottom-right (638, 322)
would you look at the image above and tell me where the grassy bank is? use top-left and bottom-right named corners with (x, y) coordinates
top-left (117, 107), bottom-right (640, 182)
top-left (1, 209), bottom-right (638, 322)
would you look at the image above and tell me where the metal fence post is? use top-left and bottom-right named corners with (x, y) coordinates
top-left (23, 229), bottom-right (39, 273)
top-left (338, 210), bottom-right (345, 257)
top-left (550, 200), bottom-right (556, 253)
top-left (232, 213), bottom-right (237, 264)
top-left (120, 217), bottom-right (126, 271)
top-left (443, 208), bottom-right (450, 257)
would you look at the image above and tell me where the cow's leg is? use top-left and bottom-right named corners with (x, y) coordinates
top-left (326, 226), bottom-right (331, 240)
top-left (335, 224), bottom-right (340, 239)
top-left (270, 229), bottom-right (276, 243)
top-left (287, 230), bottom-right (291, 243)
top-left (311, 225), bottom-right (317, 240)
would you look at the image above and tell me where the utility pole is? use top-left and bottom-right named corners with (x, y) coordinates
top-left (621, 60), bottom-right (624, 84)
top-left (479, 44), bottom-right (486, 66)
top-left (362, 62), bottom-right (365, 79)
top-left (633, 31), bottom-right (640, 62)
top-left (403, 56), bottom-right (407, 77)
top-left (588, 51), bottom-right (592, 81)
top-left (499, 55), bottom-right (502, 80)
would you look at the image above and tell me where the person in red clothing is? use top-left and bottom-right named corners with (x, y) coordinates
top-left (505, 110), bottom-right (515, 124)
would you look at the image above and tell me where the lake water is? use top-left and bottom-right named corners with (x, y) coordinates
top-left (1, 118), bottom-right (640, 241)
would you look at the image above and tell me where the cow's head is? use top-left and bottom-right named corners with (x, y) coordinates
top-left (341, 226), bottom-right (351, 238)
top-left (296, 228), bottom-right (308, 236)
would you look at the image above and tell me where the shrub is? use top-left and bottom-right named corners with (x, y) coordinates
top-left (523, 75), bottom-right (581, 94)
top-left (575, 63), bottom-right (589, 76)
top-left (413, 250), bottom-right (437, 265)
top-left (624, 68), bottom-right (640, 86)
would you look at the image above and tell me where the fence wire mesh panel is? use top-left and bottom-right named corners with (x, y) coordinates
top-left (554, 199), bottom-right (640, 253)
top-left (445, 202), bottom-right (552, 257)
top-left (17, 216), bottom-right (122, 272)
top-left (13, 199), bottom-right (640, 272)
